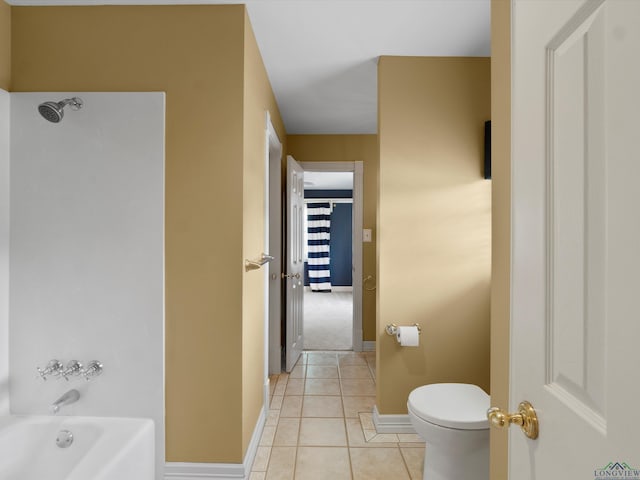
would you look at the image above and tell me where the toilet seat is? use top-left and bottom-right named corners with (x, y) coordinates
top-left (408, 383), bottom-right (490, 430)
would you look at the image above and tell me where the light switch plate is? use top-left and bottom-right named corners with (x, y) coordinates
top-left (363, 229), bottom-right (372, 242)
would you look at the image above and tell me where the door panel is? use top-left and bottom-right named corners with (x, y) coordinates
top-left (510, 0), bottom-right (640, 477)
top-left (285, 155), bottom-right (304, 372)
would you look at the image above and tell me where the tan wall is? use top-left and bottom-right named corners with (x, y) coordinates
top-left (490, 0), bottom-right (511, 478)
top-left (0, 1), bottom-right (9, 90)
top-left (286, 135), bottom-right (378, 341)
top-left (12, 5), bottom-right (259, 463)
top-left (241, 10), bottom-right (286, 453)
top-left (377, 56), bottom-right (491, 413)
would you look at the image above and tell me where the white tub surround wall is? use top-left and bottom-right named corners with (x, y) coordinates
top-left (0, 89), bottom-right (9, 416)
top-left (9, 93), bottom-right (165, 478)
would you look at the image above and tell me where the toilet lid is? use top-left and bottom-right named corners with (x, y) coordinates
top-left (407, 383), bottom-right (490, 430)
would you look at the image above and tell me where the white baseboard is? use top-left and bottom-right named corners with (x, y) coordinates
top-left (372, 405), bottom-right (416, 434)
top-left (362, 341), bottom-right (376, 352)
top-left (165, 404), bottom-right (266, 479)
top-left (164, 462), bottom-right (244, 479)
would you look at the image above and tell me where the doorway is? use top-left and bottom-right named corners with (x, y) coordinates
top-left (303, 172), bottom-right (354, 350)
top-left (266, 154), bottom-right (364, 375)
top-left (300, 161), bottom-right (364, 354)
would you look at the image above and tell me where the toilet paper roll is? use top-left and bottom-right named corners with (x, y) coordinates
top-left (396, 326), bottom-right (420, 347)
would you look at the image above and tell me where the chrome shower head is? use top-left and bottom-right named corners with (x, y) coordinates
top-left (38, 97), bottom-right (83, 123)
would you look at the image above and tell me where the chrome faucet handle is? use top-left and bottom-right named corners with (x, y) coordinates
top-left (60, 360), bottom-right (83, 381)
top-left (82, 360), bottom-right (103, 381)
top-left (37, 360), bottom-right (63, 381)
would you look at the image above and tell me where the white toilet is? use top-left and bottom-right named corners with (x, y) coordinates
top-left (407, 383), bottom-right (490, 480)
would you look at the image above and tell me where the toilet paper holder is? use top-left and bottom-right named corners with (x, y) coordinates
top-left (385, 323), bottom-right (422, 336)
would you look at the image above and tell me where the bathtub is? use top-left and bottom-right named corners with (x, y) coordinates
top-left (0, 415), bottom-right (154, 480)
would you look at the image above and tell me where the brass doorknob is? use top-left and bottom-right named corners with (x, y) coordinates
top-left (487, 401), bottom-right (539, 439)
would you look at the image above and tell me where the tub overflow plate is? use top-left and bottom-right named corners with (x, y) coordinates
top-left (56, 430), bottom-right (74, 448)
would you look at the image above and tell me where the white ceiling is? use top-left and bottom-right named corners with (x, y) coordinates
top-left (9, 0), bottom-right (492, 134)
top-left (304, 171), bottom-right (353, 191)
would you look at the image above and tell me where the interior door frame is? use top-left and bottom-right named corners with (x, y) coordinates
top-left (300, 161), bottom-right (364, 352)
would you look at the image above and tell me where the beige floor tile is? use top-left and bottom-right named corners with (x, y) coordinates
top-left (270, 395), bottom-right (284, 411)
top-left (265, 446), bottom-right (297, 480)
top-left (339, 365), bottom-right (372, 379)
top-left (345, 418), bottom-right (397, 448)
top-left (368, 433), bottom-right (400, 443)
top-left (260, 425), bottom-right (276, 446)
top-left (274, 378), bottom-right (288, 396)
top-left (397, 433), bottom-right (423, 443)
top-left (302, 395), bottom-right (344, 417)
top-left (358, 412), bottom-right (375, 430)
top-left (295, 447), bottom-right (352, 480)
top-left (342, 396), bottom-right (376, 418)
top-left (306, 365), bottom-right (339, 378)
top-left (305, 378), bottom-right (341, 395)
top-left (289, 365), bottom-right (306, 378)
top-left (273, 418), bottom-right (300, 446)
top-left (349, 447), bottom-right (411, 480)
top-left (341, 378), bottom-right (376, 396)
top-left (299, 417), bottom-right (347, 446)
top-left (338, 353), bottom-right (368, 366)
top-left (401, 447), bottom-right (425, 480)
top-left (249, 472), bottom-right (266, 480)
top-left (269, 376), bottom-right (279, 396)
top-left (285, 378), bottom-right (305, 396)
top-left (266, 410), bottom-right (280, 426)
top-left (252, 446), bottom-right (271, 472)
top-left (280, 396), bottom-right (303, 418)
top-left (307, 352), bottom-right (338, 365)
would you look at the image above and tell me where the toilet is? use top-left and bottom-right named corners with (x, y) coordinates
top-left (407, 383), bottom-right (490, 480)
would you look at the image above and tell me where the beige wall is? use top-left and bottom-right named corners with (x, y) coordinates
top-left (12, 5), bottom-right (283, 464)
top-left (377, 56), bottom-right (491, 413)
top-left (490, 0), bottom-right (511, 478)
top-left (286, 135), bottom-right (378, 341)
top-left (0, 1), bottom-right (9, 90)
top-left (241, 10), bottom-right (286, 452)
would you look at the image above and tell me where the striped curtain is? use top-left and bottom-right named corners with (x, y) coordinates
top-left (307, 202), bottom-right (332, 292)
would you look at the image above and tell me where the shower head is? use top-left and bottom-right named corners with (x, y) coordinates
top-left (38, 97), bottom-right (83, 123)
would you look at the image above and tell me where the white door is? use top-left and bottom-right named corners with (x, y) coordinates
top-left (267, 113), bottom-right (283, 376)
top-left (508, 0), bottom-right (640, 477)
top-left (285, 155), bottom-right (305, 372)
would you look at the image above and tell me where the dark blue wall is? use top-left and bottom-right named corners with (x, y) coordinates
top-left (304, 190), bottom-right (353, 287)
top-left (305, 190), bottom-right (353, 199)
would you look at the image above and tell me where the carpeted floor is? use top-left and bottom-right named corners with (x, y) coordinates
top-left (303, 290), bottom-right (353, 350)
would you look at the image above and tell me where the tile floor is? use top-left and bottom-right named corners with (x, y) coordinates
top-left (250, 351), bottom-right (425, 480)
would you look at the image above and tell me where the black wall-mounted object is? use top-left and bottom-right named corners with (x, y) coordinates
top-left (484, 120), bottom-right (492, 180)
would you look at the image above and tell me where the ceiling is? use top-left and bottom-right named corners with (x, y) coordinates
top-left (9, 0), bottom-right (492, 134)
top-left (304, 171), bottom-right (353, 191)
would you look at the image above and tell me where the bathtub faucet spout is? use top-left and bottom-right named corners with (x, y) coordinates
top-left (50, 389), bottom-right (80, 415)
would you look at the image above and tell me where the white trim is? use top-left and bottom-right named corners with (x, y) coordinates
top-left (372, 405), bottom-right (417, 434)
top-left (300, 161), bottom-right (364, 352)
top-left (164, 407), bottom-right (267, 479)
top-left (363, 341), bottom-right (376, 352)
top-left (242, 405), bottom-right (267, 475)
top-left (164, 462), bottom-right (244, 479)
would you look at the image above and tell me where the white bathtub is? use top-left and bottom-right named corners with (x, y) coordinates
top-left (0, 415), bottom-right (154, 480)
